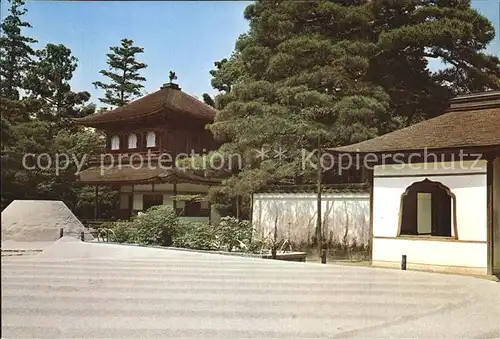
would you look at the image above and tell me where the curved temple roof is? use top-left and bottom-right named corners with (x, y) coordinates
top-left (76, 165), bottom-right (221, 185)
top-left (74, 84), bottom-right (217, 127)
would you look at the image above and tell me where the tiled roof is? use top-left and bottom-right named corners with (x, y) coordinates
top-left (257, 183), bottom-right (370, 194)
top-left (331, 91), bottom-right (500, 154)
top-left (76, 165), bottom-right (221, 185)
top-left (74, 84), bottom-right (217, 127)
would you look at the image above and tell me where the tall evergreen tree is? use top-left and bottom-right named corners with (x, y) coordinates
top-left (204, 0), bottom-right (500, 213)
top-left (2, 41), bottom-right (97, 206)
top-left (366, 0), bottom-right (500, 122)
top-left (208, 0), bottom-right (394, 192)
top-left (0, 1), bottom-right (110, 214)
top-left (0, 0), bottom-right (37, 207)
top-left (93, 38), bottom-right (148, 107)
top-left (25, 43), bottom-right (93, 132)
top-left (209, 57), bottom-right (246, 93)
top-left (0, 0), bottom-right (37, 100)
top-left (0, 0), bottom-right (37, 122)
top-left (202, 93), bottom-right (216, 108)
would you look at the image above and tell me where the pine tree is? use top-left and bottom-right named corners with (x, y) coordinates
top-left (25, 43), bottom-right (93, 132)
top-left (208, 1), bottom-right (393, 191)
top-left (209, 57), bottom-right (246, 93)
top-left (0, 0), bottom-right (38, 206)
top-left (366, 0), bottom-right (500, 122)
top-left (0, 1), bottom-right (106, 214)
top-left (93, 38), bottom-right (148, 107)
top-left (0, 0), bottom-right (37, 99)
top-left (0, 0), bottom-right (37, 120)
top-left (202, 93), bottom-right (216, 108)
top-left (205, 0), bottom-right (500, 212)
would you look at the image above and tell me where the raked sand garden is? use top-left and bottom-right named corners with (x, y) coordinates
top-left (2, 235), bottom-right (500, 338)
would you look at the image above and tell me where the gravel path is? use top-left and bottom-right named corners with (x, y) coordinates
top-left (1, 242), bottom-right (499, 338)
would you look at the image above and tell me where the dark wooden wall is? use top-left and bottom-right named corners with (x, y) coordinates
top-left (99, 111), bottom-right (219, 156)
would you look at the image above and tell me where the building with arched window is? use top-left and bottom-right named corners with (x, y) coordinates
top-left (110, 135), bottom-right (120, 150)
top-left (73, 81), bottom-right (221, 223)
top-left (332, 91), bottom-right (500, 276)
top-left (128, 133), bottom-right (138, 149)
top-left (145, 131), bottom-right (156, 148)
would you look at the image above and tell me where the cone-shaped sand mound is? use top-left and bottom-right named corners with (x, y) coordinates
top-left (1, 200), bottom-right (93, 242)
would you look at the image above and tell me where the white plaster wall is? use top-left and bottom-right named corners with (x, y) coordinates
top-left (176, 183), bottom-right (210, 193)
top-left (162, 194), bottom-right (174, 208)
top-left (120, 185), bottom-right (133, 193)
top-left (133, 193), bottom-right (143, 210)
top-left (372, 160), bottom-right (488, 269)
top-left (134, 184), bottom-right (153, 192)
top-left (374, 160), bottom-right (487, 176)
top-left (373, 238), bottom-right (487, 268)
top-left (155, 183), bottom-right (174, 191)
top-left (493, 157), bottom-right (500, 272)
top-left (252, 193), bottom-right (370, 246)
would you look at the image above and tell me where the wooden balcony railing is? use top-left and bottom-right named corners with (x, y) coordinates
top-left (87, 150), bottom-right (178, 166)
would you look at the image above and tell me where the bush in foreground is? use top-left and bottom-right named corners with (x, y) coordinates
top-left (100, 207), bottom-right (256, 253)
top-left (109, 221), bottom-right (135, 243)
top-left (173, 221), bottom-right (219, 250)
top-left (134, 205), bottom-right (180, 246)
top-left (173, 217), bottom-right (254, 252)
top-left (215, 216), bottom-right (253, 252)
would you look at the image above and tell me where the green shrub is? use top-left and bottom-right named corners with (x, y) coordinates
top-left (173, 221), bottom-right (219, 250)
top-left (215, 217), bottom-right (252, 252)
top-left (109, 221), bottom-right (135, 243)
top-left (247, 233), bottom-right (269, 254)
top-left (133, 205), bottom-right (180, 246)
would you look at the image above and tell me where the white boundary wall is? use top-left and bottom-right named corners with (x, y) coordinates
top-left (372, 160), bottom-right (488, 274)
top-left (252, 192), bottom-right (370, 247)
top-left (493, 157), bottom-right (500, 273)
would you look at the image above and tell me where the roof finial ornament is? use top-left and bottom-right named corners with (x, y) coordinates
top-left (161, 71), bottom-right (181, 90)
top-left (169, 71), bottom-right (177, 84)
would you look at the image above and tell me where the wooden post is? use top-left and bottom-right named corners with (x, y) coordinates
top-left (236, 195), bottom-right (240, 220)
top-left (249, 193), bottom-right (254, 243)
top-left (321, 243), bottom-right (327, 264)
top-left (401, 255), bottom-right (407, 270)
top-left (272, 215), bottom-right (278, 259)
top-left (80, 231), bottom-right (84, 242)
top-left (249, 192), bottom-right (254, 224)
top-left (94, 185), bottom-right (99, 220)
top-left (208, 201), bottom-right (212, 225)
top-left (59, 228), bottom-right (64, 238)
top-left (368, 169), bottom-right (374, 264)
top-left (486, 159), bottom-right (493, 275)
top-left (173, 181), bottom-right (178, 213)
top-left (316, 136), bottom-right (322, 255)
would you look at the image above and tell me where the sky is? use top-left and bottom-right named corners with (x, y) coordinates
top-left (0, 0), bottom-right (499, 107)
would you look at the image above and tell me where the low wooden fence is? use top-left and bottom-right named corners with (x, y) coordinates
top-left (59, 226), bottom-right (112, 242)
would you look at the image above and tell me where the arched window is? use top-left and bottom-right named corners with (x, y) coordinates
top-left (110, 135), bottom-right (120, 150)
top-left (399, 179), bottom-right (457, 238)
top-left (128, 133), bottom-right (137, 149)
top-left (146, 131), bottom-right (156, 148)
